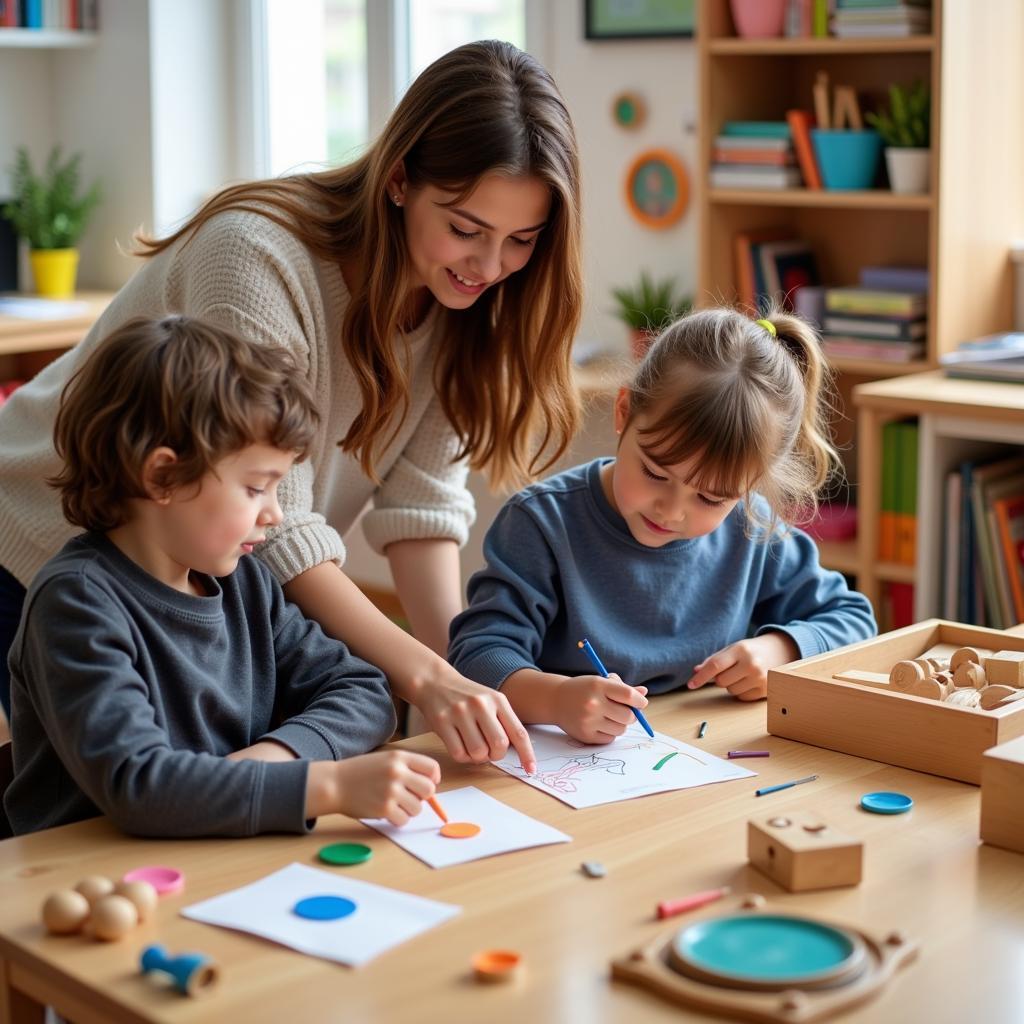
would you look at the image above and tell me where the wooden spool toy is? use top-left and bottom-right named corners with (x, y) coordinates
top-left (952, 661), bottom-right (987, 689)
top-left (950, 646), bottom-right (993, 672)
top-left (980, 685), bottom-right (1024, 711)
top-left (611, 896), bottom-right (917, 1023)
top-left (141, 944), bottom-right (220, 997)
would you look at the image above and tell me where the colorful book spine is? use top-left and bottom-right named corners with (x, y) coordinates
top-left (721, 121), bottom-right (792, 139)
top-left (994, 494), bottom-right (1024, 623)
top-left (825, 288), bottom-right (926, 317)
top-left (878, 420), bottom-right (899, 561)
top-left (785, 110), bottom-right (822, 189)
top-left (894, 421), bottom-right (918, 565)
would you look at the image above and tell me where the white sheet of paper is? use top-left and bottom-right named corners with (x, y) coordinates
top-left (361, 785), bottom-right (571, 868)
top-left (0, 297), bottom-right (88, 319)
top-left (493, 723), bottom-right (756, 808)
top-left (181, 862), bottom-right (459, 967)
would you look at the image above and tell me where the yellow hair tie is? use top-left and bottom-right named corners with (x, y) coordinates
top-left (755, 318), bottom-right (777, 337)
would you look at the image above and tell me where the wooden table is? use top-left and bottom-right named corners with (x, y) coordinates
top-left (1, 692), bottom-right (1021, 1024)
top-left (0, 292), bottom-right (114, 359)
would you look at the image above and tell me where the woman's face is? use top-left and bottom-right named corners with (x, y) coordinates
top-left (392, 171), bottom-right (551, 309)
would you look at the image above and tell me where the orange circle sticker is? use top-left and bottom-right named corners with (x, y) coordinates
top-left (439, 822), bottom-right (481, 839)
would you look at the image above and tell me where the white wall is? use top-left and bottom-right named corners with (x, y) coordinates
top-left (3, 0), bottom-right (245, 290)
top-left (548, 1), bottom-right (698, 352)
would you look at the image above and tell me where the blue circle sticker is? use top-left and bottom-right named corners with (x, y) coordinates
top-left (293, 895), bottom-right (357, 921)
top-left (860, 791), bottom-right (913, 815)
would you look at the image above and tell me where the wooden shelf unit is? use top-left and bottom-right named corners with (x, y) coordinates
top-left (697, 0), bottom-right (1024, 595)
top-left (854, 373), bottom-right (1024, 617)
top-left (0, 28), bottom-right (96, 47)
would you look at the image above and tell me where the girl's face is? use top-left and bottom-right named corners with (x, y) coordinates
top-left (602, 389), bottom-right (743, 548)
top-left (392, 171), bottom-right (551, 309)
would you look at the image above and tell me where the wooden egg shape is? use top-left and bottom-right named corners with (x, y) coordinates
top-left (75, 875), bottom-right (115, 906)
top-left (114, 880), bottom-right (158, 922)
top-left (90, 894), bottom-right (139, 941)
top-left (42, 889), bottom-right (91, 935)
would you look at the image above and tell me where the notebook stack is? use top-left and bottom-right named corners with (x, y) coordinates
top-left (831, 0), bottom-right (932, 38)
top-left (820, 266), bottom-right (928, 363)
top-left (710, 122), bottom-right (801, 191)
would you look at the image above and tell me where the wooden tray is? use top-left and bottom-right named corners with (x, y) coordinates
top-left (767, 620), bottom-right (1024, 784)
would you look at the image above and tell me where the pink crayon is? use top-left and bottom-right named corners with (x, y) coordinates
top-left (657, 886), bottom-right (731, 920)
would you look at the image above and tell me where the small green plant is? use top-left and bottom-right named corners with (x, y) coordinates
top-left (611, 272), bottom-right (692, 334)
top-left (865, 82), bottom-right (930, 149)
top-left (2, 146), bottom-right (101, 250)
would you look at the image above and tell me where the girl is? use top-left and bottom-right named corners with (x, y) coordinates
top-left (448, 306), bottom-right (877, 745)
top-left (0, 40), bottom-right (583, 773)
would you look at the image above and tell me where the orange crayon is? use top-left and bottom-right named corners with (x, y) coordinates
top-left (427, 796), bottom-right (449, 824)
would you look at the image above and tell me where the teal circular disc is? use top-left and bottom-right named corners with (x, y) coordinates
top-left (672, 914), bottom-right (860, 988)
top-left (293, 895), bottom-right (356, 921)
top-left (860, 791), bottom-right (913, 815)
top-left (318, 842), bottom-right (373, 866)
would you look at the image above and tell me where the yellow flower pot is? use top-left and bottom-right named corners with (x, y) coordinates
top-left (29, 248), bottom-right (79, 299)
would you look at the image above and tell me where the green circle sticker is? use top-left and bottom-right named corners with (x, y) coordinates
top-left (318, 842), bottom-right (373, 866)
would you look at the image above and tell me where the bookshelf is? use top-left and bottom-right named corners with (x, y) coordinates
top-left (697, 0), bottom-right (1024, 605)
top-left (854, 373), bottom-right (1024, 620)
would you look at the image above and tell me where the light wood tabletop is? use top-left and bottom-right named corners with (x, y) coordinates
top-left (0, 292), bottom-right (115, 358)
top-left (1, 691), bottom-right (1021, 1024)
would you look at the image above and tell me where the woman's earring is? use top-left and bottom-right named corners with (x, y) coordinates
top-left (392, 194), bottom-right (402, 206)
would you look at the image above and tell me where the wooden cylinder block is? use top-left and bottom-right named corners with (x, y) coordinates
top-left (890, 660), bottom-right (927, 690)
top-left (980, 685), bottom-right (1024, 711)
top-left (950, 646), bottom-right (994, 672)
top-left (908, 677), bottom-right (945, 701)
top-left (953, 662), bottom-right (987, 689)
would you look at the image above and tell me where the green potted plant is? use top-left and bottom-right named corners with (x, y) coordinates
top-left (612, 272), bottom-right (692, 360)
top-left (2, 146), bottom-right (101, 299)
top-left (865, 82), bottom-right (930, 195)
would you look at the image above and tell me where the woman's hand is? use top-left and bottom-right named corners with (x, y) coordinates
top-left (415, 668), bottom-right (537, 773)
top-left (685, 632), bottom-right (799, 701)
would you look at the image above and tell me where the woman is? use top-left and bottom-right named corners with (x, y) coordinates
top-left (0, 40), bottom-right (584, 773)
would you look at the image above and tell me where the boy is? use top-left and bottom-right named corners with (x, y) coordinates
top-left (5, 315), bottom-right (439, 836)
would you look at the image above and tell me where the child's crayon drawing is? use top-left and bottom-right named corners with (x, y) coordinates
top-left (493, 724), bottom-right (756, 809)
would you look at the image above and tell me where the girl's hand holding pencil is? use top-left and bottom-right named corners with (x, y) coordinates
top-left (553, 673), bottom-right (650, 745)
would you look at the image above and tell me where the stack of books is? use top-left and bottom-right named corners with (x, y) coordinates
top-left (831, 0), bottom-right (932, 38)
top-left (710, 122), bottom-right (801, 191)
top-left (732, 229), bottom-right (819, 312)
top-left (943, 454), bottom-right (1024, 629)
top-left (940, 333), bottom-right (1024, 383)
top-left (820, 267), bottom-right (928, 363)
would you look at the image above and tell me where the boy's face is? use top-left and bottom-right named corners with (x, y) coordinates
top-left (602, 390), bottom-right (742, 548)
top-left (162, 443), bottom-right (296, 578)
top-left (392, 171), bottom-right (551, 310)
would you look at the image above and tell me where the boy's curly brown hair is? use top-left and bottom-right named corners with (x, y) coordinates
top-left (49, 315), bottom-right (319, 532)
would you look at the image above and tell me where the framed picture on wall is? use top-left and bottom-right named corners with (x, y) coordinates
top-left (584, 0), bottom-right (695, 40)
top-left (625, 149), bottom-right (689, 229)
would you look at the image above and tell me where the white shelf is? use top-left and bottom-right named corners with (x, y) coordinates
top-left (0, 29), bottom-right (97, 48)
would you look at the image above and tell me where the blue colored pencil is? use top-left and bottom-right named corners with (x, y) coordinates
top-left (578, 638), bottom-right (655, 738)
top-left (755, 774), bottom-right (818, 797)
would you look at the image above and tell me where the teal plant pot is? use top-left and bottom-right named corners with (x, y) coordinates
top-left (810, 129), bottom-right (882, 190)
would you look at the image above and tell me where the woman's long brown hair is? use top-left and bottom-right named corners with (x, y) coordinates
top-left (136, 40), bottom-right (583, 489)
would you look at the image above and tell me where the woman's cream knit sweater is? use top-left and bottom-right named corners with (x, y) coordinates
top-left (0, 209), bottom-right (475, 587)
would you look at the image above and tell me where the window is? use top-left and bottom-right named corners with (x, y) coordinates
top-left (255, 0), bottom-right (530, 178)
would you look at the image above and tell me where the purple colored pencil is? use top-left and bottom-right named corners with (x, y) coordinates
top-left (727, 750), bottom-right (770, 758)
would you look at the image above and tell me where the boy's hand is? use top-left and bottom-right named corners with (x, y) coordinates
top-left (330, 750), bottom-right (441, 826)
top-left (685, 633), bottom-right (799, 701)
top-left (553, 673), bottom-right (649, 744)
